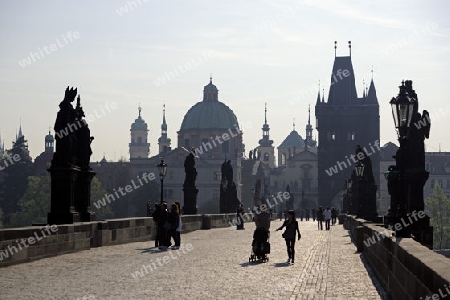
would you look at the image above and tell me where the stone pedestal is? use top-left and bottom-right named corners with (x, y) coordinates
top-left (384, 214), bottom-right (433, 250)
top-left (74, 170), bottom-right (96, 222)
top-left (183, 187), bottom-right (198, 215)
top-left (47, 167), bottom-right (80, 224)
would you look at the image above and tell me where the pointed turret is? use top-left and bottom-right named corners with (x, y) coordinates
top-left (366, 78), bottom-right (378, 105)
top-left (18, 122), bottom-right (23, 139)
top-left (305, 104), bottom-right (317, 147)
top-left (158, 104), bottom-right (172, 154)
top-left (316, 83), bottom-right (321, 105)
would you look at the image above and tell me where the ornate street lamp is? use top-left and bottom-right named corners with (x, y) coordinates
top-left (156, 158), bottom-right (168, 204)
top-left (355, 162), bottom-right (365, 179)
top-left (385, 80), bottom-right (432, 248)
top-left (390, 81), bottom-right (416, 139)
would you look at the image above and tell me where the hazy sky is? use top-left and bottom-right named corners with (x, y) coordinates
top-left (1, 0), bottom-right (449, 162)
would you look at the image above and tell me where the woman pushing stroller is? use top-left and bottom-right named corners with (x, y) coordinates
top-left (249, 204), bottom-right (271, 262)
top-left (276, 210), bottom-right (301, 264)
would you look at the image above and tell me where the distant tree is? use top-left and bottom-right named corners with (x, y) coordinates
top-left (425, 183), bottom-right (450, 250)
top-left (124, 180), bottom-right (159, 217)
top-left (9, 175), bottom-right (114, 227)
top-left (90, 177), bottom-right (114, 220)
top-left (9, 175), bottom-right (50, 227)
top-left (0, 136), bottom-right (34, 226)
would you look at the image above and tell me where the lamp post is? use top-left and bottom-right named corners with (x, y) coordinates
top-left (385, 80), bottom-right (432, 248)
top-left (355, 161), bottom-right (365, 217)
top-left (156, 158), bottom-right (167, 204)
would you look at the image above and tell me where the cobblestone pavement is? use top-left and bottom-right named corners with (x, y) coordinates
top-left (0, 220), bottom-right (388, 300)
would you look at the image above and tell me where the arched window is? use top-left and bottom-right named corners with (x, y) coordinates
top-left (264, 153), bottom-right (269, 161)
top-left (281, 153), bottom-right (286, 165)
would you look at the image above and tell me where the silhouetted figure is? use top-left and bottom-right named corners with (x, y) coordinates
top-left (316, 206), bottom-right (324, 230)
top-left (74, 95), bottom-right (94, 170)
top-left (184, 151), bottom-right (197, 187)
top-left (52, 86), bottom-right (77, 167)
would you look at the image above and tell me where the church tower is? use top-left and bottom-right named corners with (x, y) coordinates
top-left (258, 103), bottom-right (275, 168)
top-left (315, 41), bottom-right (379, 207)
top-left (158, 104), bottom-right (171, 154)
top-left (45, 130), bottom-right (54, 153)
top-left (305, 104), bottom-right (317, 147)
top-left (129, 106), bottom-right (150, 159)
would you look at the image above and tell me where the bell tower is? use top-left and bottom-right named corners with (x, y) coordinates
top-left (129, 106), bottom-right (150, 159)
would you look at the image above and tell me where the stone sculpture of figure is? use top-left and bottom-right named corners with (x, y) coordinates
top-left (355, 145), bottom-right (375, 183)
top-left (253, 148), bottom-right (258, 160)
top-left (75, 95), bottom-right (94, 170)
top-left (256, 151), bottom-right (261, 160)
top-left (226, 160), bottom-right (233, 182)
top-left (184, 150), bottom-right (197, 188)
top-left (53, 86), bottom-right (78, 167)
top-left (249, 150), bottom-right (253, 160)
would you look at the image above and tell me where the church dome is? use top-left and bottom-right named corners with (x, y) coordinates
top-left (279, 130), bottom-right (304, 148)
top-left (179, 78), bottom-right (239, 131)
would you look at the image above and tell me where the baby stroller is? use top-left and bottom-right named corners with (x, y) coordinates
top-left (249, 228), bottom-right (270, 263)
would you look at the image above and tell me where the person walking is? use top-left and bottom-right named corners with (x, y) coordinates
top-left (316, 206), bottom-right (324, 230)
top-left (299, 208), bottom-right (304, 221)
top-left (276, 210), bottom-right (301, 264)
top-left (305, 208), bottom-right (310, 221)
top-left (236, 203), bottom-right (245, 230)
top-left (312, 207), bottom-right (316, 222)
top-left (151, 203), bottom-right (162, 247)
top-left (331, 207), bottom-right (337, 225)
top-left (158, 202), bottom-right (170, 250)
top-left (174, 201), bottom-right (182, 248)
top-left (169, 203), bottom-right (180, 249)
top-left (324, 206), bottom-right (331, 230)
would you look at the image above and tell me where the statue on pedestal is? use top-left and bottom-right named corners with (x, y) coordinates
top-left (52, 87), bottom-right (78, 168)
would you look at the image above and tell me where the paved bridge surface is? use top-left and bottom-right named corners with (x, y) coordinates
top-left (1, 219), bottom-right (388, 300)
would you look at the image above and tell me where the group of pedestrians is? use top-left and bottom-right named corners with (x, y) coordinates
top-left (314, 206), bottom-right (338, 230)
top-left (151, 201), bottom-right (182, 250)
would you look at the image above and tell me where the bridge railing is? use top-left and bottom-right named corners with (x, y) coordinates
top-left (343, 215), bottom-right (450, 299)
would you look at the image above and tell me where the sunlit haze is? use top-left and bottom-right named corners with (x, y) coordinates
top-left (1, 0), bottom-right (449, 162)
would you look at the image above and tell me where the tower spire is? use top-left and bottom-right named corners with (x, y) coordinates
top-left (316, 80), bottom-right (321, 104)
top-left (18, 118), bottom-right (23, 139)
top-left (322, 88), bottom-right (325, 103)
top-left (293, 118), bottom-right (296, 131)
top-left (259, 102), bottom-right (273, 148)
top-left (334, 41), bottom-right (337, 57)
top-left (264, 102), bottom-right (267, 125)
top-left (158, 104), bottom-right (171, 154)
top-left (363, 79), bottom-right (366, 98)
top-left (348, 41), bottom-right (351, 57)
top-left (308, 104), bottom-right (311, 125)
top-left (163, 103), bottom-right (166, 125)
top-left (138, 104), bottom-right (142, 118)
